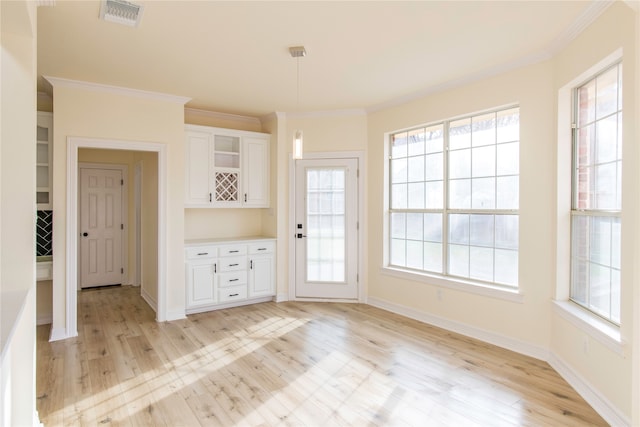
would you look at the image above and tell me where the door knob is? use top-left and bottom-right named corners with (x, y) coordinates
top-left (82, 232), bottom-right (88, 237)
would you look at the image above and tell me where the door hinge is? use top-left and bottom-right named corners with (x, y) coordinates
top-left (121, 268), bottom-right (124, 274)
top-left (356, 221), bottom-right (359, 230)
top-left (357, 273), bottom-right (359, 282)
top-left (121, 224), bottom-right (124, 230)
top-left (121, 179), bottom-right (124, 186)
top-left (357, 169), bottom-right (359, 178)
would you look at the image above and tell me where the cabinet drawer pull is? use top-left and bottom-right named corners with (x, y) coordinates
top-left (229, 250), bottom-right (239, 253)
top-left (250, 260), bottom-right (253, 269)
top-left (229, 278), bottom-right (239, 282)
top-left (197, 252), bottom-right (208, 256)
top-left (229, 293), bottom-right (239, 297)
top-left (214, 263), bottom-right (217, 273)
top-left (257, 248), bottom-right (267, 251)
top-left (229, 263), bottom-right (239, 267)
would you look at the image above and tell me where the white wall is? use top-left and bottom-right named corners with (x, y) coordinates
top-left (0, 0), bottom-right (39, 424)
top-left (364, 2), bottom-right (636, 424)
top-left (550, 2), bottom-right (636, 423)
top-left (368, 59), bottom-right (556, 351)
top-left (49, 82), bottom-right (187, 335)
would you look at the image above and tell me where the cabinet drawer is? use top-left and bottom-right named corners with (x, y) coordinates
top-left (219, 256), bottom-right (246, 272)
top-left (219, 271), bottom-right (247, 288)
top-left (219, 285), bottom-right (247, 302)
top-left (249, 241), bottom-right (275, 254)
top-left (218, 245), bottom-right (247, 257)
top-left (185, 246), bottom-right (217, 260)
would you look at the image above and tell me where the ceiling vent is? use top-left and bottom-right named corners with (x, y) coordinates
top-left (99, 0), bottom-right (144, 27)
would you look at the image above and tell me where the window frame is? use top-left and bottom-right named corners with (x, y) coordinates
top-left (385, 105), bottom-right (520, 292)
top-left (569, 61), bottom-right (623, 326)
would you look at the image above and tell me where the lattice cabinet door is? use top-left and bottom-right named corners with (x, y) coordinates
top-left (214, 171), bottom-right (240, 203)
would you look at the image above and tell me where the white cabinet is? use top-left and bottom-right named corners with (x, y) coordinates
top-left (248, 242), bottom-right (275, 298)
top-left (185, 125), bottom-right (270, 208)
top-left (37, 112), bottom-right (53, 210)
top-left (185, 246), bottom-right (218, 308)
top-left (185, 238), bottom-right (276, 314)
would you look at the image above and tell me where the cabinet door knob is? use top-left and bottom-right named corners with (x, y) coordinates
top-left (82, 232), bottom-right (89, 237)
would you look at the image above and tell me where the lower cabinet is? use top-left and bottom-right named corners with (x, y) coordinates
top-left (185, 238), bottom-right (275, 314)
top-left (186, 258), bottom-right (217, 307)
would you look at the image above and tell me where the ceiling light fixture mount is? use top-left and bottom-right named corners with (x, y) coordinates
top-left (290, 46), bottom-right (306, 160)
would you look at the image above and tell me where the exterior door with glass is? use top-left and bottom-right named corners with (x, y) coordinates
top-left (295, 158), bottom-right (358, 299)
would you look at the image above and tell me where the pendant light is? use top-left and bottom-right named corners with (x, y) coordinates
top-left (289, 46), bottom-right (306, 159)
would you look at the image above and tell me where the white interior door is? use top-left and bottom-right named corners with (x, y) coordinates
top-left (80, 168), bottom-right (123, 288)
top-left (295, 158), bottom-right (358, 299)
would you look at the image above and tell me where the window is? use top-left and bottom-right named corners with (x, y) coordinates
top-left (570, 63), bottom-right (622, 324)
top-left (389, 106), bottom-right (519, 287)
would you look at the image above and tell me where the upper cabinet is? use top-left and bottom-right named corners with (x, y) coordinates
top-left (185, 125), bottom-right (270, 208)
top-left (37, 112), bottom-right (53, 210)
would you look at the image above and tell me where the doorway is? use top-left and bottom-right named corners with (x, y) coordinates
top-left (292, 154), bottom-right (362, 300)
top-left (56, 137), bottom-right (167, 342)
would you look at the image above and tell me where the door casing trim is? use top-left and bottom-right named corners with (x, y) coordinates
top-left (288, 151), bottom-right (365, 303)
top-left (59, 137), bottom-right (167, 341)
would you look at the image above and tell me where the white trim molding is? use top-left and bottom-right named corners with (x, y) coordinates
top-left (381, 267), bottom-right (525, 304)
top-left (552, 300), bottom-right (625, 356)
top-left (288, 151), bottom-right (366, 303)
top-left (184, 107), bottom-right (261, 127)
top-left (44, 76), bottom-right (191, 105)
top-left (548, 352), bottom-right (631, 427)
top-left (141, 287), bottom-right (158, 313)
top-left (57, 137), bottom-right (168, 341)
top-left (367, 296), bottom-right (549, 361)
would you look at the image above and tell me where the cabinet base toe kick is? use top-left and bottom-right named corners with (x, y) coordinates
top-left (185, 295), bottom-right (275, 315)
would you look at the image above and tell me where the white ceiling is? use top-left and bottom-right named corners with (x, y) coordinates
top-left (37, 1), bottom-right (607, 117)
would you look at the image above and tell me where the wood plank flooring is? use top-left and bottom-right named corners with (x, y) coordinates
top-left (36, 286), bottom-right (607, 426)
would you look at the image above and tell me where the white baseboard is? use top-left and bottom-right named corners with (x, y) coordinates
top-left (165, 309), bottom-right (186, 322)
top-left (49, 327), bottom-right (74, 342)
top-left (548, 353), bottom-right (630, 427)
top-left (367, 297), bottom-right (549, 361)
top-left (140, 288), bottom-right (157, 313)
top-left (36, 314), bottom-right (52, 326)
top-left (367, 296), bottom-right (628, 425)
top-left (275, 293), bottom-right (289, 302)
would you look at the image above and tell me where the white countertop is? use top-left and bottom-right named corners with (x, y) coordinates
top-left (185, 236), bottom-right (276, 247)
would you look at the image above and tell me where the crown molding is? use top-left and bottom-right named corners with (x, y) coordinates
top-left (184, 107), bottom-right (261, 126)
top-left (285, 109), bottom-right (367, 119)
top-left (37, 0), bottom-right (56, 6)
top-left (43, 76), bottom-right (191, 105)
top-left (545, 0), bottom-right (615, 56)
top-left (259, 112), bottom-right (285, 123)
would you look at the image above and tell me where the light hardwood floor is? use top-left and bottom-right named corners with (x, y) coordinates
top-left (37, 286), bottom-right (607, 426)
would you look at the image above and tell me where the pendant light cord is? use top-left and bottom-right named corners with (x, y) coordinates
top-left (296, 57), bottom-right (300, 111)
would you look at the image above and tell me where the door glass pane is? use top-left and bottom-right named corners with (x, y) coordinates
top-left (307, 167), bottom-right (346, 282)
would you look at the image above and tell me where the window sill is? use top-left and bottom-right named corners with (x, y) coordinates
top-left (552, 300), bottom-right (624, 356)
top-left (380, 267), bottom-right (524, 303)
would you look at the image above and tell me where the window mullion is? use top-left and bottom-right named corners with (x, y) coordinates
top-left (443, 121), bottom-right (450, 276)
